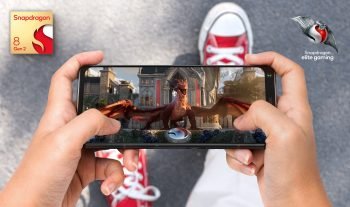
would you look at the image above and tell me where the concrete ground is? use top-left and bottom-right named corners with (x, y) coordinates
top-left (0, 0), bottom-right (349, 206)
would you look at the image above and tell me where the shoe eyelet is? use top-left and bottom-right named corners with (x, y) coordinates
top-left (206, 45), bottom-right (212, 52)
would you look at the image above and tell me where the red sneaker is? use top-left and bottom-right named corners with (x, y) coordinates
top-left (198, 2), bottom-right (253, 65)
top-left (95, 149), bottom-right (160, 207)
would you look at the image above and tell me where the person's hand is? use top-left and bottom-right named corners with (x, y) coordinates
top-left (225, 52), bottom-right (331, 206)
top-left (0, 51), bottom-right (139, 207)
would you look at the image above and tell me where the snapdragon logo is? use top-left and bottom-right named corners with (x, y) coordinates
top-left (13, 14), bottom-right (51, 22)
top-left (32, 24), bottom-right (53, 54)
top-left (302, 50), bottom-right (334, 62)
top-left (291, 16), bottom-right (338, 62)
top-left (292, 16), bottom-right (338, 53)
top-left (10, 11), bottom-right (54, 55)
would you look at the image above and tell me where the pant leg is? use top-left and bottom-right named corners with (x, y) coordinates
top-left (186, 149), bottom-right (263, 207)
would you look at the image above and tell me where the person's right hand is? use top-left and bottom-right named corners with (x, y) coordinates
top-left (226, 52), bottom-right (331, 206)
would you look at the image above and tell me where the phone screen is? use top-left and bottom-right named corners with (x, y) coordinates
top-left (78, 66), bottom-right (275, 148)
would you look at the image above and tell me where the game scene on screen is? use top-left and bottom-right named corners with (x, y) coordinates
top-left (82, 66), bottom-right (266, 144)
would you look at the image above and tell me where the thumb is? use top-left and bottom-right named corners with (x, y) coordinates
top-left (55, 109), bottom-right (120, 151)
top-left (234, 100), bottom-right (292, 139)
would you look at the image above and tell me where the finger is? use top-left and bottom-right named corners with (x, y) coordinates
top-left (48, 51), bottom-right (104, 108)
top-left (252, 149), bottom-right (265, 175)
top-left (245, 52), bottom-right (309, 108)
top-left (234, 100), bottom-right (297, 137)
top-left (277, 95), bottom-right (281, 103)
top-left (94, 158), bottom-right (124, 196)
top-left (226, 153), bottom-right (256, 176)
top-left (225, 149), bottom-right (253, 165)
top-left (42, 51), bottom-right (104, 130)
top-left (121, 149), bottom-right (139, 171)
top-left (56, 109), bottom-right (121, 152)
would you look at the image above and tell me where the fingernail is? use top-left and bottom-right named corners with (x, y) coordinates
top-left (132, 162), bottom-right (138, 172)
top-left (245, 53), bottom-right (256, 60)
top-left (239, 155), bottom-right (250, 165)
top-left (243, 167), bottom-right (255, 176)
top-left (92, 50), bottom-right (103, 54)
top-left (133, 156), bottom-right (139, 170)
top-left (234, 153), bottom-right (249, 165)
top-left (107, 183), bottom-right (117, 195)
top-left (111, 119), bottom-right (121, 128)
top-left (101, 186), bottom-right (110, 196)
top-left (234, 115), bottom-right (243, 126)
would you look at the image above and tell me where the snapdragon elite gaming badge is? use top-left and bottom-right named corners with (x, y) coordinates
top-left (10, 11), bottom-right (54, 54)
top-left (292, 16), bottom-right (338, 53)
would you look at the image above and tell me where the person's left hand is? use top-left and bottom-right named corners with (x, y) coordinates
top-left (0, 51), bottom-right (139, 207)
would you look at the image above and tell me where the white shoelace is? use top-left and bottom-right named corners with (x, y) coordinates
top-left (111, 161), bottom-right (161, 206)
top-left (206, 45), bottom-right (244, 65)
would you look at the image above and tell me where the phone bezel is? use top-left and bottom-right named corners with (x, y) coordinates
top-left (77, 65), bottom-right (276, 149)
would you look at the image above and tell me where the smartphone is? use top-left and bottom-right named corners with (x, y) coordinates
top-left (77, 65), bottom-right (276, 149)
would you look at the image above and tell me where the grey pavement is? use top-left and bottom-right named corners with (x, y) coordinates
top-left (0, 0), bottom-right (350, 206)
